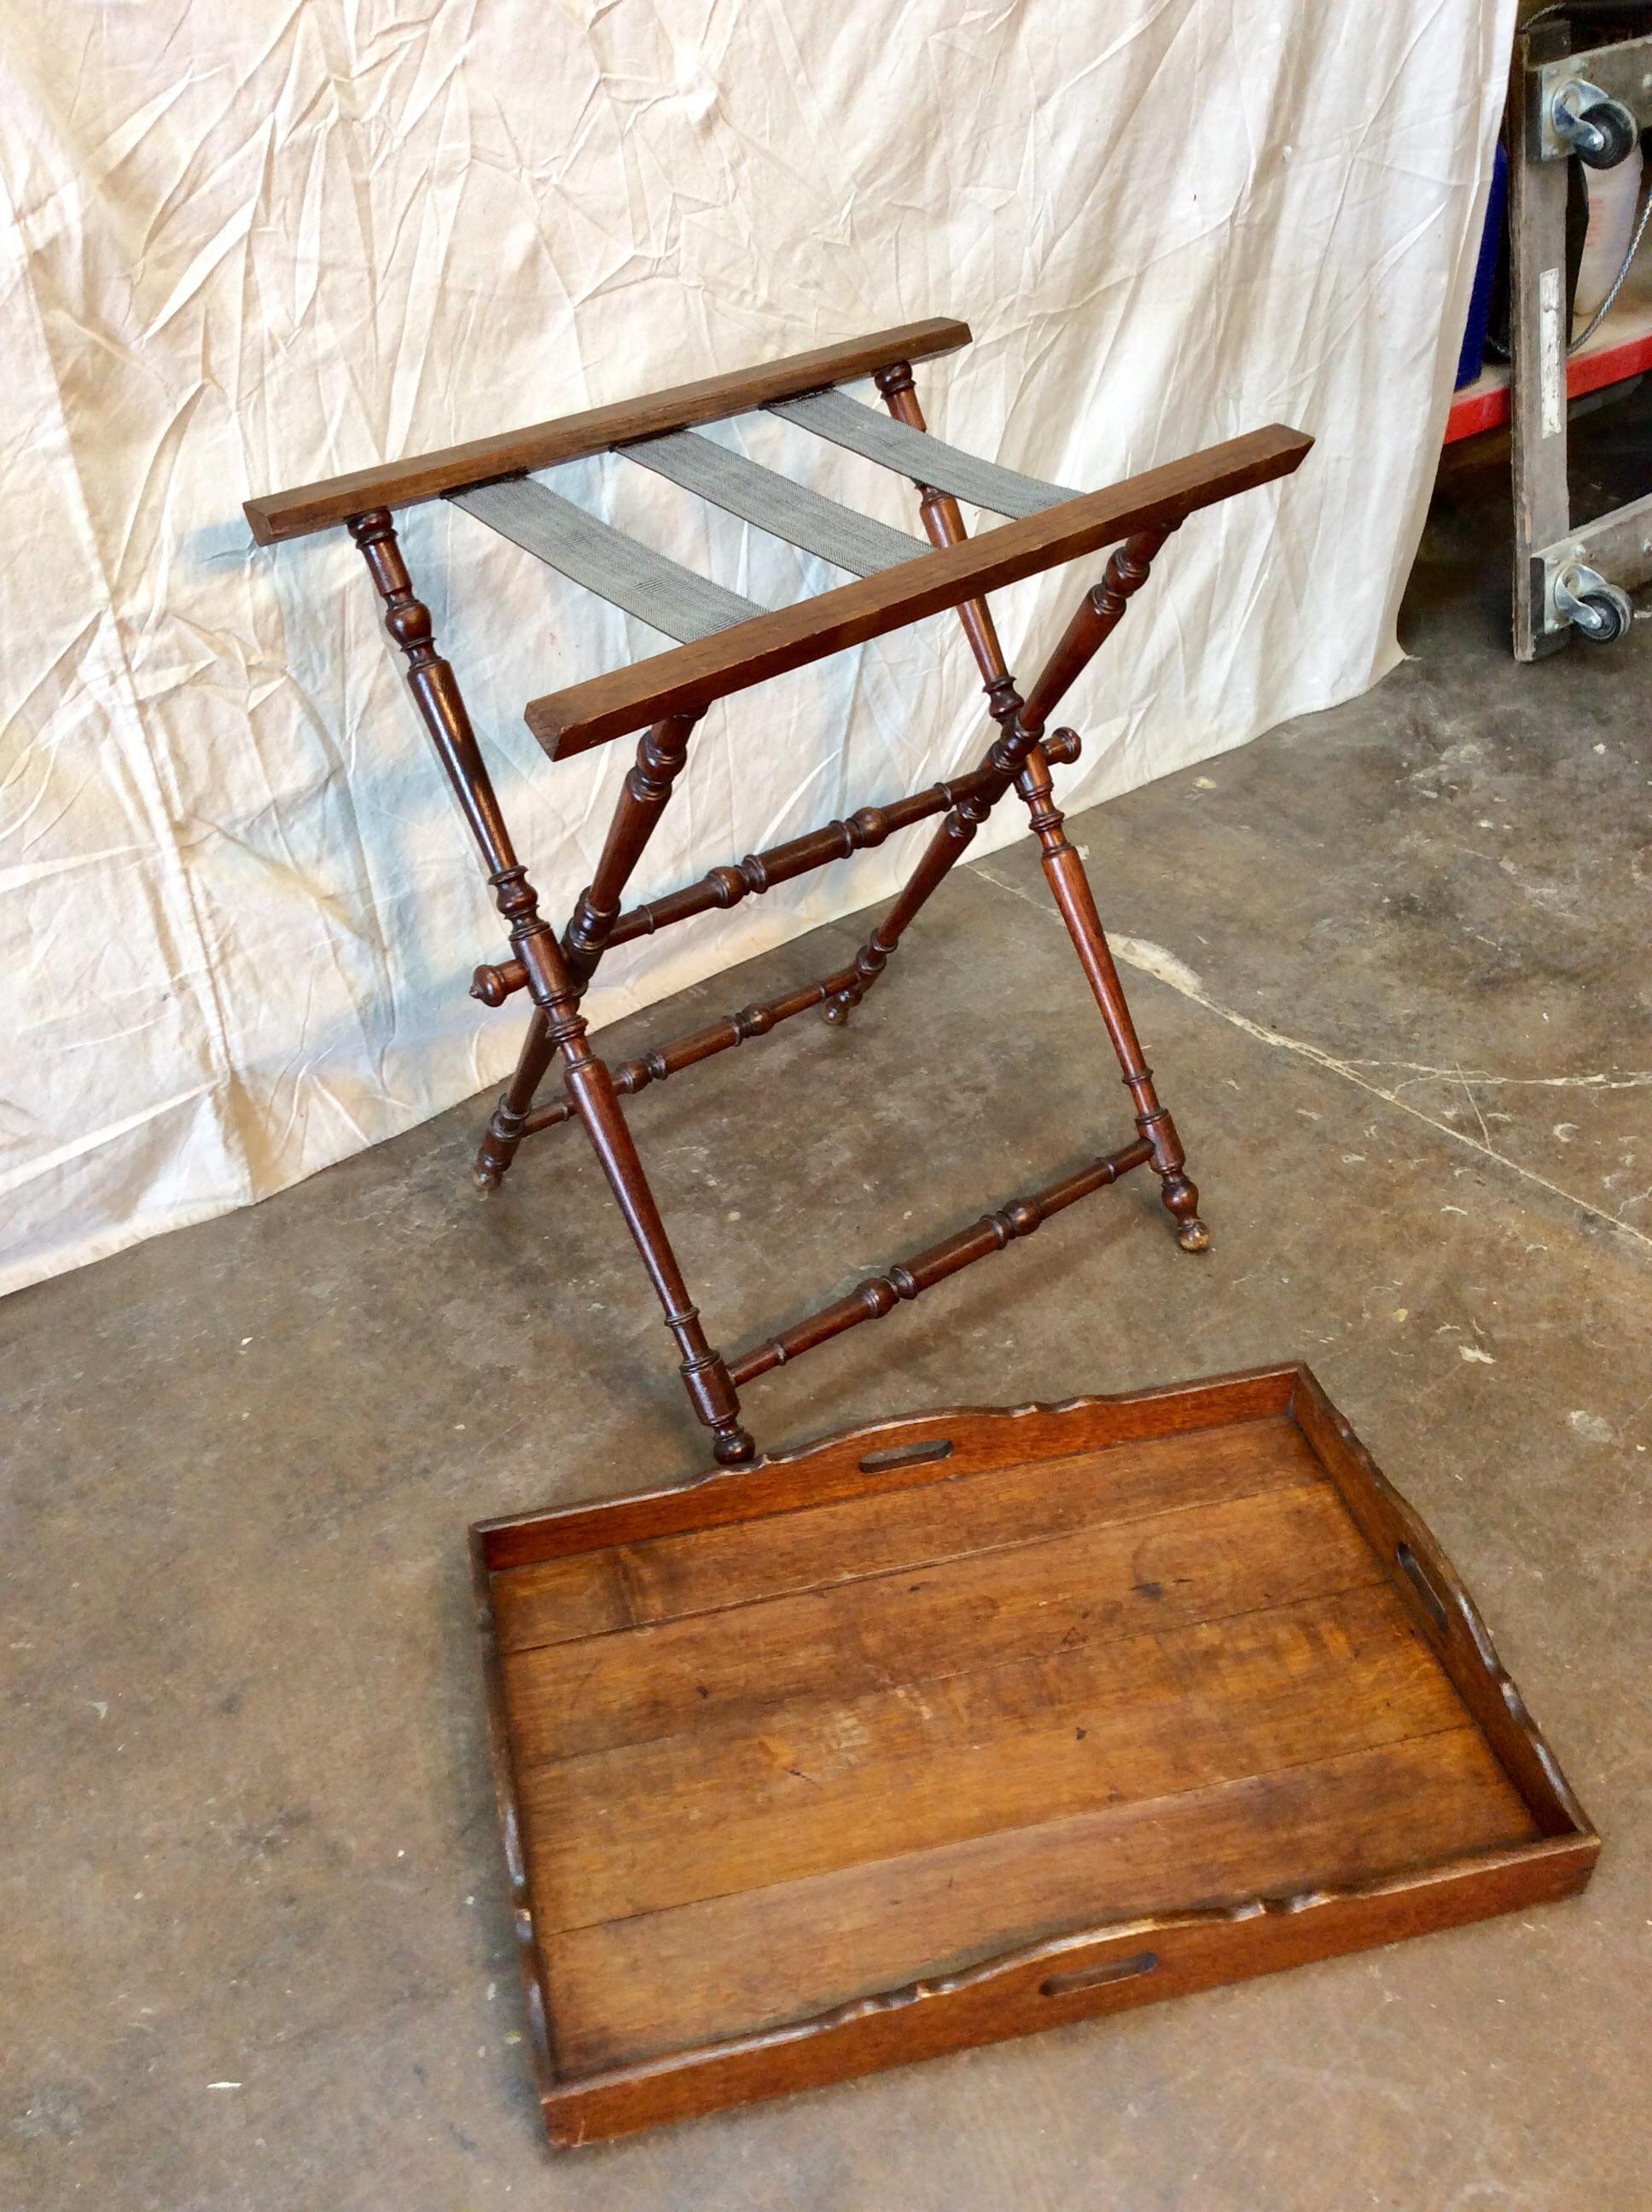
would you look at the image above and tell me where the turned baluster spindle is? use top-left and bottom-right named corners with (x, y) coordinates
top-left (604, 744), bottom-right (1073, 957)
top-left (346, 510), bottom-right (521, 876)
top-left (481, 711), bottom-right (697, 1179)
top-left (562, 713), bottom-right (697, 987)
top-left (821, 537), bottom-right (1172, 1034)
top-left (1015, 529), bottom-right (1169, 746)
top-left (1013, 740), bottom-right (1206, 1254)
top-left (521, 963), bottom-right (864, 1133)
top-left (975, 521), bottom-right (1205, 1250)
top-left (727, 1135), bottom-right (1155, 1386)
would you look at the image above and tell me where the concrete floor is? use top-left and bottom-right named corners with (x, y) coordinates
top-left (4, 409), bottom-right (1649, 2211)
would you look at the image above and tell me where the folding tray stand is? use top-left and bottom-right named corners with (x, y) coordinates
top-left (247, 316), bottom-right (1311, 1470)
top-left (248, 319), bottom-right (1596, 2144)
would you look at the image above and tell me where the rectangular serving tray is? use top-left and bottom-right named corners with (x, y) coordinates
top-left (470, 1364), bottom-right (1597, 2147)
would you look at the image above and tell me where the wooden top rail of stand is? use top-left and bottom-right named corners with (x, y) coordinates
top-left (526, 424), bottom-right (1313, 757)
top-left (242, 319), bottom-right (973, 544)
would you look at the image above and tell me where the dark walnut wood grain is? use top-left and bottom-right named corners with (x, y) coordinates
top-left (470, 1365), bottom-right (1598, 2147)
top-left (243, 319), bottom-right (972, 543)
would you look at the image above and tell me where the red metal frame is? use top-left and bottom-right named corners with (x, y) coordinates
top-left (1446, 306), bottom-right (1652, 445)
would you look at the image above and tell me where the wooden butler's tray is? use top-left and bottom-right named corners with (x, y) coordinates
top-left (470, 1365), bottom-right (1597, 2146)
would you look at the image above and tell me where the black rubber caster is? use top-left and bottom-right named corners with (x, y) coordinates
top-left (1573, 586), bottom-right (1632, 643)
top-left (1554, 562), bottom-right (1633, 644)
top-left (1573, 96), bottom-right (1638, 171)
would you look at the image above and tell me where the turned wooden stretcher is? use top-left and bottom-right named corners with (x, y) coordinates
top-left (247, 317), bottom-right (1312, 1467)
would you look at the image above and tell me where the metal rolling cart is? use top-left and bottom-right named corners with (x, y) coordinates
top-left (1509, 14), bottom-right (1652, 656)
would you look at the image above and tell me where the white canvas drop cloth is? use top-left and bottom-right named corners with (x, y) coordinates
top-left (0, 0), bottom-right (1515, 1296)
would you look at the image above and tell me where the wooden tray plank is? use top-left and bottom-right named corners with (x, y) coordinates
top-left (1288, 1370), bottom-right (1597, 1842)
top-left (503, 1480), bottom-right (1375, 1765)
top-left (547, 1726), bottom-right (1537, 2074)
top-left (521, 1581), bottom-right (1463, 1929)
top-left (474, 1371), bottom-right (1304, 1575)
top-left (544, 1840), bottom-right (1594, 2146)
top-left (492, 1412), bottom-right (1323, 1655)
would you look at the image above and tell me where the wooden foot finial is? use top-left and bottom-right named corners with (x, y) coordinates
top-left (1162, 1174), bottom-right (1211, 1252)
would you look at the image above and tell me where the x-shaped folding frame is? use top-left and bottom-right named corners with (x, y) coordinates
top-left (248, 318), bottom-right (1310, 1465)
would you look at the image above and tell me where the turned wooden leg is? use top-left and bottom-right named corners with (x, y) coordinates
top-left (474, 1009), bottom-right (556, 1190)
top-left (562, 713), bottom-right (697, 987)
top-left (820, 777), bottom-right (980, 1023)
top-left (1015, 742), bottom-right (1208, 1253)
top-left (550, 1020), bottom-right (756, 1464)
top-left (831, 379), bottom-right (1174, 1033)
top-left (823, 724), bottom-right (1092, 1026)
top-left (822, 362), bottom-right (1027, 1025)
top-left (511, 864), bottom-right (758, 1463)
top-left (823, 688), bottom-right (1022, 1023)
top-left (474, 713), bottom-right (699, 1185)
top-left (348, 509), bottom-right (755, 1459)
top-left (994, 526), bottom-right (1203, 1249)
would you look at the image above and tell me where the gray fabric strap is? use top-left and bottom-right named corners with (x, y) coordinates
top-left (620, 428), bottom-right (928, 576)
top-left (770, 387), bottom-right (1076, 520)
top-left (448, 476), bottom-right (763, 643)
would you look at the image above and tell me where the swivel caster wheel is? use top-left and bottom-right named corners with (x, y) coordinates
top-left (1552, 80), bottom-right (1639, 170)
top-left (1554, 562), bottom-right (1633, 644)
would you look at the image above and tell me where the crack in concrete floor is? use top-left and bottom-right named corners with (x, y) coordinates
top-left (972, 862), bottom-right (1652, 1255)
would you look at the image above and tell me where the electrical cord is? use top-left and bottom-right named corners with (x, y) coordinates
top-left (1478, 171), bottom-right (1646, 362)
top-left (1570, 167), bottom-right (1652, 345)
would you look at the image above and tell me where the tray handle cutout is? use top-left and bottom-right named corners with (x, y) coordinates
top-left (1396, 1541), bottom-right (1451, 1634)
top-left (858, 1437), bottom-right (953, 1474)
top-left (1040, 1949), bottom-right (1159, 1999)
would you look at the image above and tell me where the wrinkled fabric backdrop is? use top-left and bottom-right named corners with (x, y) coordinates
top-left (0, 0), bottom-right (1515, 1297)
